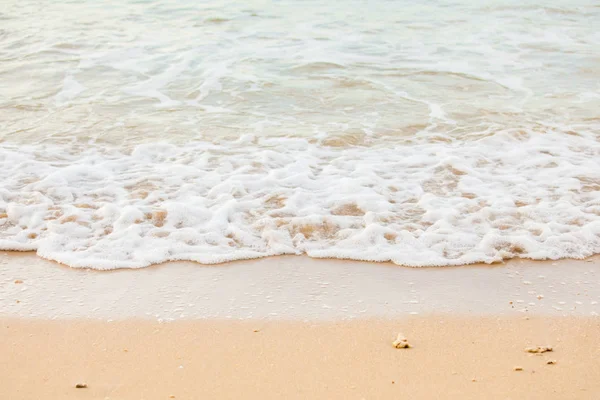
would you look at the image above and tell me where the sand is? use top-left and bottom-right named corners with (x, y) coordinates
top-left (3, 316), bottom-right (600, 400)
top-left (1, 252), bottom-right (600, 399)
top-left (2, 252), bottom-right (599, 319)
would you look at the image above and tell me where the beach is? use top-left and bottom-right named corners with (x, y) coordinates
top-left (2, 253), bottom-right (600, 399)
top-left (2, 0), bottom-right (600, 398)
top-left (4, 316), bottom-right (600, 400)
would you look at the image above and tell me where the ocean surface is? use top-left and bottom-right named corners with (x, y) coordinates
top-left (0, 0), bottom-right (599, 269)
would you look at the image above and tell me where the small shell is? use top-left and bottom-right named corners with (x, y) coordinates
top-left (392, 333), bottom-right (411, 349)
top-left (525, 346), bottom-right (552, 354)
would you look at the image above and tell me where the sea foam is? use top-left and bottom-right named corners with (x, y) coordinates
top-left (0, 128), bottom-right (598, 269)
top-left (2, 0), bottom-right (600, 269)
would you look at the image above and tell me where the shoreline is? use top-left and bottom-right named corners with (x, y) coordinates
top-left (2, 252), bottom-right (599, 320)
top-left (3, 253), bottom-right (599, 399)
top-left (3, 250), bottom-right (600, 271)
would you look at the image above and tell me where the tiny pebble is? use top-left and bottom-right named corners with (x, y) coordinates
top-left (514, 366), bottom-right (523, 371)
top-left (525, 346), bottom-right (553, 354)
top-left (392, 333), bottom-right (411, 349)
top-left (75, 384), bottom-right (87, 389)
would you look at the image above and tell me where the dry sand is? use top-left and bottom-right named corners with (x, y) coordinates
top-left (3, 316), bottom-right (600, 400)
top-left (1, 252), bottom-right (600, 399)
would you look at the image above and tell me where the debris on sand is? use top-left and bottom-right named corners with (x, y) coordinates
top-left (514, 366), bottom-right (523, 371)
top-left (253, 329), bottom-right (260, 333)
top-left (392, 333), bottom-right (411, 349)
top-left (525, 346), bottom-right (553, 354)
top-left (14, 280), bottom-right (23, 284)
top-left (547, 360), bottom-right (557, 365)
top-left (75, 383), bottom-right (87, 389)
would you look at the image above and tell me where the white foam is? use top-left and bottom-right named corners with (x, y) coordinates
top-left (2, 0), bottom-right (600, 269)
top-left (0, 127), bottom-right (598, 269)
top-left (54, 75), bottom-right (86, 105)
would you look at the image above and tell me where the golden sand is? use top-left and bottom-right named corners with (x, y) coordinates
top-left (3, 316), bottom-right (600, 400)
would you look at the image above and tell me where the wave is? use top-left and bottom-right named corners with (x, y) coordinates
top-left (0, 128), bottom-right (598, 269)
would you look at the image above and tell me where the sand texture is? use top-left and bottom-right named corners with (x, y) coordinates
top-left (3, 316), bottom-right (600, 400)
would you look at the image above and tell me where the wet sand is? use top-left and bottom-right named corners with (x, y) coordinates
top-left (1, 253), bottom-right (600, 399)
top-left (2, 252), bottom-right (599, 319)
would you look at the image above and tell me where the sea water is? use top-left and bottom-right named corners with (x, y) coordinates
top-left (0, 0), bottom-right (599, 268)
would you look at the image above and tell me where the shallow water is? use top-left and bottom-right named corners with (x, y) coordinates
top-left (0, 0), bottom-right (599, 268)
